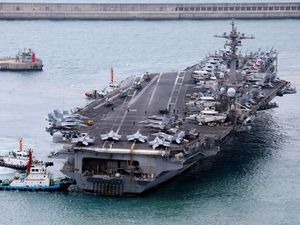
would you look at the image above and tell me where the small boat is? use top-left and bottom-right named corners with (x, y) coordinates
top-left (0, 48), bottom-right (43, 71)
top-left (0, 160), bottom-right (75, 192)
top-left (0, 139), bottom-right (31, 170)
top-left (85, 67), bottom-right (120, 99)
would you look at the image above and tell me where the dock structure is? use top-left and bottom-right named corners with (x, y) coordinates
top-left (0, 2), bottom-right (300, 20)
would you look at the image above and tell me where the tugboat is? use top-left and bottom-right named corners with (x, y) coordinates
top-left (0, 157), bottom-right (75, 192)
top-left (0, 139), bottom-right (31, 170)
top-left (0, 48), bottom-right (43, 71)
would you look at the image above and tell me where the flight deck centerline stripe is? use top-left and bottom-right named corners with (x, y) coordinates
top-left (148, 72), bottom-right (162, 107)
top-left (167, 71), bottom-right (181, 108)
top-left (174, 71), bottom-right (187, 107)
top-left (116, 89), bottom-right (137, 133)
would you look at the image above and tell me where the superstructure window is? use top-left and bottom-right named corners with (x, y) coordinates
top-left (241, 7), bottom-right (245, 11)
top-left (246, 7), bottom-right (251, 11)
top-left (207, 7), bottom-right (211, 11)
top-left (196, 7), bottom-right (200, 11)
top-left (269, 7), bottom-right (273, 10)
top-left (201, 7), bottom-right (206, 11)
top-left (252, 7), bottom-right (256, 11)
top-left (280, 6), bottom-right (285, 10)
top-left (235, 7), bottom-right (240, 11)
top-left (258, 7), bottom-right (262, 11)
top-left (286, 6), bottom-right (290, 10)
top-left (229, 7), bottom-right (234, 11)
top-left (291, 6), bottom-right (296, 10)
top-left (224, 7), bottom-right (228, 11)
top-left (190, 7), bottom-right (194, 11)
top-left (16, 6), bottom-right (20, 11)
top-left (218, 7), bottom-right (223, 11)
top-left (263, 7), bottom-right (268, 10)
top-left (212, 7), bottom-right (217, 11)
top-left (275, 7), bottom-right (279, 10)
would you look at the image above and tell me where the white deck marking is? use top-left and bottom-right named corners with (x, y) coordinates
top-left (167, 72), bottom-right (181, 108)
top-left (148, 72), bottom-right (163, 107)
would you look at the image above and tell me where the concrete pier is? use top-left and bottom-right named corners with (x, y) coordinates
top-left (0, 2), bottom-right (300, 20)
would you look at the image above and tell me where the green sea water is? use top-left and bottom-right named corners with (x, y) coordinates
top-left (0, 17), bottom-right (299, 225)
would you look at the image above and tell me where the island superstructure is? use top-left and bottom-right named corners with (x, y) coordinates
top-left (48, 21), bottom-right (295, 196)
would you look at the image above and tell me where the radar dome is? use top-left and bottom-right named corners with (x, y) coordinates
top-left (227, 88), bottom-right (236, 97)
top-left (220, 87), bottom-right (226, 94)
top-left (52, 131), bottom-right (63, 143)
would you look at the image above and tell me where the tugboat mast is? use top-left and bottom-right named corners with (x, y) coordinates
top-left (215, 19), bottom-right (254, 84)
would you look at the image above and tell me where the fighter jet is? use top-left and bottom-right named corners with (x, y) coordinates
top-left (47, 110), bottom-right (88, 130)
top-left (71, 133), bottom-right (95, 146)
top-left (152, 130), bottom-right (186, 144)
top-left (149, 137), bottom-right (171, 149)
top-left (126, 130), bottom-right (148, 143)
top-left (100, 130), bottom-right (122, 141)
top-left (139, 115), bottom-right (177, 130)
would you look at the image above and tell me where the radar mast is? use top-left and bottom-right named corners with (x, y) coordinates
top-left (214, 19), bottom-right (254, 84)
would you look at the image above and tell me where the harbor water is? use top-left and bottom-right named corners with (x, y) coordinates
top-left (0, 17), bottom-right (299, 225)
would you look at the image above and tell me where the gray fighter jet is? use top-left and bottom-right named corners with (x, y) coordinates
top-left (149, 137), bottom-right (171, 149)
top-left (100, 130), bottom-right (122, 141)
top-left (47, 109), bottom-right (88, 130)
top-left (152, 130), bottom-right (186, 144)
top-left (71, 133), bottom-right (95, 146)
top-left (126, 130), bottom-right (148, 143)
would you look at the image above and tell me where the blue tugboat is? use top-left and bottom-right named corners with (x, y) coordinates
top-left (0, 151), bottom-right (75, 192)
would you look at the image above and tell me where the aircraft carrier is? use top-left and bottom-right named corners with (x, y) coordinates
top-left (48, 20), bottom-right (295, 196)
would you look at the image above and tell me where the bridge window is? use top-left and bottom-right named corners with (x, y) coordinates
top-left (269, 7), bottom-right (273, 10)
top-left (291, 6), bottom-right (296, 10)
top-left (184, 7), bottom-right (189, 11)
top-left (45, 6), bottom-right (50, 11)
top-left (207, 7), bottom-right (211, 11)
top-left (178, 7), bottom-right (183, 11)
top-left (257, 7), bottom-right (262, 10)
top-left (263, 7), bottom-right (268, 10)
top-left (229, 7), bottom-right (234, 11)
top-left (201, 7), bottom-right (206, 11)
top-left (16, 6), bottom-right (20, 11)
top-left (241, 7), bottom-right (245, 11)
top-left (280, 6), bottom-right (285, 10)
top-left (275, 7), bottom-right (279, 10)
top-left (286, 7), bottom-right (290, 10)
top-left (196, 7), bottom-right (200, 11)
top-left (246, 7), bottom-right (251, 11)
top-left (224, 7), bottom-right (228, 11)
top-left (218, 7), bottom-right (223, 11)
top-left (190, 7), bottom-right (194, 11)
top-left (212, 7), bottom-right (217, 11)
top-left (298, 6), bottom-right (300, 10)
top-left (235, 7), bottom-right (240, 11)
top-left (252, 7), bottom-right (257, 11)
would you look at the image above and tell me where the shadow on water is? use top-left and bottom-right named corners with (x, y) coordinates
top-left (142, 110), bottom-right (287, 199)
